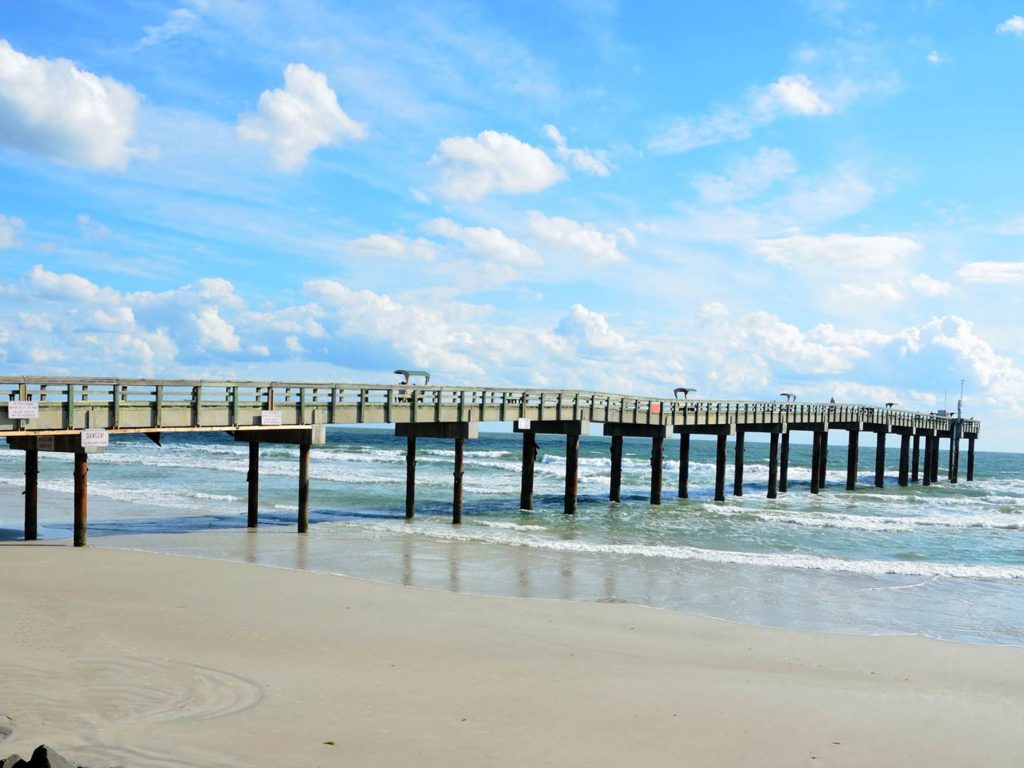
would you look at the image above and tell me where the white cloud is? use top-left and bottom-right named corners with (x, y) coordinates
top-left (238, 63), bottom-right (366, 172)
top-left (911, 273), bottom-right (951, 297)
top-left (752, 74), bottom-right (832, 118)
top-left (692, 147), bottom-right (797, 203)
top-left (139, 7), bottom-right (199, 47)
top-left (780, 166), bottom-right (875, 222)
top-left (424, 218), bottom-right (541, 266)
top-left (346, 233), bottom-right (438, 261)
top-left (544, 124), bottom-right (611, 176)
top-left (555, 304), bottom-right (636, 357)
top-left (754, 233), bottom-right (921, 272)
top-left (527, 212), bottom-right (626, 265)
top-left (0, 214), bottom-right (24, 248)
top-left (650, 74), bottom-right (831, 154)
top-left (955, 261), bottom-right (1024, 283)
top-left (27, 264), bottom-right (121, 304)
top-left (0, 39), bottom-right (141, 170)
top-left (927, 316), bottom-right (1024, 413)
top-left (76, 214), bottom-right (111, 241)
top-left (432, 130), bottom-right (564, 201)
top-left (927, 50), bottom-right (945, 65)
top-left (997, 16), bottom-right (1024, 35)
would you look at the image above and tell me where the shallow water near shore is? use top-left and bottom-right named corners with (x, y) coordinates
top-left (2, 427), bottom-right (1022, 646)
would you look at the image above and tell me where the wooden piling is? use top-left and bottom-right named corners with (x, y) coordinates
top-left (73, 451), bottom-right (87, 547)
top-left (405, 434), bottom-right (416, 519)
top-left (24, 449), bottom-right (38, 541)
top-left (733, 430), bottom-right (745, 497)
top-left (898, 433), bottom-right (910, 487)
top-left (845, 430), bottom-right (859, 491)
top-left (677, 432), bottom-right (690, 499)
top-left (767, 432), bottom-right (779, 499)
top-left (714, 433), bottom-right (727, 502)
top-left (818, 430), bottom-right (829, 490)
top-left (298, 442), bottom-right (310, 533)
top-left (930, 437), bottom-right (940, 483)
top-left (779, 431), bottom-right (790, 493)
top-left (874, 432), bottom-right (886, 488)
top-left (564, 433), bottom-right (579, 515)
top-left (923, 437), bottom-right (932, 487)
top-left (453, 437), bottom-right (464, 524)
top-left (810, 431), bottom-right (821, 494)
top-left (247, 441), bottom-right (259, 528)
top-left (967, 436), bottom-right (975, 481)
top-left (520, 431), bottom-right (536, 510)
top-left (949, 425), bottom-right (960, 484)
top-left (911, 435), bottom-right (920, 483)
top-left (609, 434), bottom-right (623, 503)
top-left (650, 435), bottom-right (663, 505)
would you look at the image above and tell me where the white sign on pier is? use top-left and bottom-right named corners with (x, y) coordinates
top-left (261, 410), bottom-right (283, 426)
top-left (7, 400), bottom-right (39, 420)
top-left (81, 429), bottom-right (109, 448)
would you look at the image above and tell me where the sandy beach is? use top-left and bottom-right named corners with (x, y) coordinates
top-left (0, 544), bottom-right (1021, 767)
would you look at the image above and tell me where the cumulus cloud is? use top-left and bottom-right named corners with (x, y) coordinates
top-left (544, 125), bottom-right (611, 176)
top-left (424, 218), bottom-right (541, 266)
top-left (955, 261), bottom-right (1024, 283)
top-left (927, 316), bottom-right (1024, 413)
top-left (238, 63), bottom-right (366, 172)
top-left (190, 306), bottom-right (240, 352)
top-left (692, 147), bottom-right (797, 203)
top-left (0, 214), bottom-right (24, 248)
top-left (27, 264), bottom-right (121, 304)
top-left (997, 16), bottom-right (1024, 35)
top-left (556, 304), bottom-right (636, 357)
top-left (527, 212), bottom-right (626, 265)
top-left (432, 130), bottom-right (564, 201)
top-left (751, 74), bottom-right (832, 118)
top-left (0, 39), bottom-right (141, 169)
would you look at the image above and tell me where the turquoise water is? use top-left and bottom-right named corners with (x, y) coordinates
top-left (1, 428), bottom-right (1022, 645)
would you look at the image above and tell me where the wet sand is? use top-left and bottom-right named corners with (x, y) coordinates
top-left (2, 544), bottom-right (1023, 767)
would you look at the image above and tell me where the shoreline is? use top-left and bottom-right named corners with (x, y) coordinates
top-left (3, 544), bottom-right (1024, 767)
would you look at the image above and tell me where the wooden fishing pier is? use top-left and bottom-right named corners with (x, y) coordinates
top-left (1, 377), bottom-right (980, 546)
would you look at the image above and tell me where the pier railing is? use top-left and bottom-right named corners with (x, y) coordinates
top-left (0, 377), bottom-right (979, 437)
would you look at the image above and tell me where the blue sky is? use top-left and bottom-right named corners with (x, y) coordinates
top-left (1, 1), bottom-right (1022, 448)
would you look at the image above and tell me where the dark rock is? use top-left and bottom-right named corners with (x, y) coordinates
top-left (27, 746), bottom-right (77, 768)
top-left (1, 755), bottom-right (28, 768)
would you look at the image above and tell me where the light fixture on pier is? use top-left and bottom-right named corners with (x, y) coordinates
top-left (885, 402), bottom-right (896, 408)
top-left (673, 387), bottom-right (696, 399)
top-left (779, 392), bottom-right (796, 403)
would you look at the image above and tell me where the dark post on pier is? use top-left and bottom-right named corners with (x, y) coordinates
top-left (0, 378), bottom-right (981, 543)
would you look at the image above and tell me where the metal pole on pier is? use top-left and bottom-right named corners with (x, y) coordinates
top-left (923, 437), bottom-right (932, 487)
top-left (967, 437), bottom-right (976, 481)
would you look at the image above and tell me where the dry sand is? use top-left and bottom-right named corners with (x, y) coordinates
top-left (1, 543), bottom-right (1023, 767)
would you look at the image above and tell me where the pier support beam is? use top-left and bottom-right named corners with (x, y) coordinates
top-left (767, 432), bottom-right (779, 500)
top-left (810, 431), bottom-right (822, 494)
top-left (898, 433), bottom-right (910, 487)
top-left (715, 433), bottom-right (727, 502)
top-left (565, 434), bottom-right (579, 515)
top-left (453, 438), bottom-right (464, 524)
top-left (234, 426), bottom-right (326, 532)
top-left (845, 430), bottom-right (859, 491)
top-left (247, 441), bottom-right (259, 528)
top-left (24, 448), bottom-right (38, 541)
top-left (911, 435), bottom-right (920, 483)
top-left (609, 435), bottom-right (623, 503)
top-left (874, 431), bottom-right (886, 488)
top-left (406, 435), bottom-right (416, 519)
top-left (604, 424), bottom-right (670, 506)
top-left (677, 433), bottom-right (690, 499)
top-left (397, 421), bottom-right (478, 523)
top-left (517, 420), bottom-right (588, 515)
top-left (651, 434), bottom-right (664, 505)
top-left (298, 442), bottom-right (310, 533)
top-left (733, 431), bottom-right (745, 497)
top-left (817, 430), bottom-right (829, 490)
top-left (923, 436), bottom-right (933, 487)
top-left (967, 437), bottom-right (976, 481)
top-left (780, 432), bottom-right (790, 493)
top-left (949, 425), bottom-right (961, 484)
top-left (930, 436), bottom-right (940, 483)
top-left (74, 451), bottom-right (87, 547)
top-left (520, 431), bottom-right (537, 510)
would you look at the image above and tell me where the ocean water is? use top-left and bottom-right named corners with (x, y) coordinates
top-left (1, 428), bottom-right (1022, 646)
